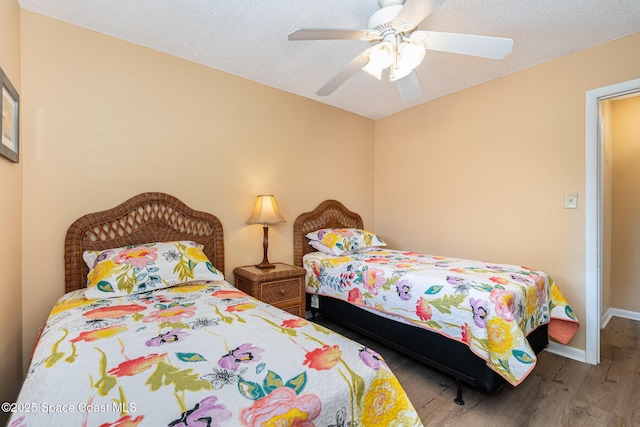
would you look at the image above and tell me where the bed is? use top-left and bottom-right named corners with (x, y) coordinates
top-left (293, 200), bottom-right (579, 404)
top-left (9, 192), bottom-right (423, 427)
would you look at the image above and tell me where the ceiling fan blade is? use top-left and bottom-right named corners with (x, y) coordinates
top-left (288, 28), bottom-right (371, 41)
top-left (422, 31), bottom-right (514, 59)
top-left (394, 0), bottom-right (444, 27)
top-left (395, 71), bottom-right (422, 101)
top-left (316, 52), bottom-right (370, 97)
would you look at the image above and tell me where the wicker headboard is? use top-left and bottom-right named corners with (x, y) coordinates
top-left (293, 200), bottom-right (363, 267)
top-left (64, 192), bottom-right (224, 292)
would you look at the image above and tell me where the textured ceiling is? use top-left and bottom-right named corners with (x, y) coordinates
top-left (18, 0), bottom-right (640, 119)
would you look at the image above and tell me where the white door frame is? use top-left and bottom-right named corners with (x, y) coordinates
top-left (585, 78), bottom-right (640, 364)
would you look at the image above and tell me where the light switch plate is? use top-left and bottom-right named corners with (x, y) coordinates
top-left (565, 192), bottom-right (578, 209)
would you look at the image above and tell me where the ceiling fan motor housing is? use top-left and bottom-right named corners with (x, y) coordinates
top-left (369, 4), bottom-right (404, 32)
top-left (378, 0), bottom-right (405, 8)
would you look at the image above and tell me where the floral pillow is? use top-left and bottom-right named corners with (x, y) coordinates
top-left (305, 228), bottom-right (386, 256)
top-left (83, 240), bottom-right (224, 300)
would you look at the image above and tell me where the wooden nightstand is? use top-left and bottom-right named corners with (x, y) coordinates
top-left (233, 263), bottom-right (307, 317)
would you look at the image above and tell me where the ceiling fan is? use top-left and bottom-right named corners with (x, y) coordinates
top-left (288, 0), bottom-right (513, 101)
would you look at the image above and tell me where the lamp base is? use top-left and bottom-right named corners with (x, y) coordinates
top-left (255, 261), bottom-right (276, 269)
top-left (255, 225), bottom-right (276, 269)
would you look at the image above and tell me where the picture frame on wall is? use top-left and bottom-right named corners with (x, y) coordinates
top-left (1, 67), bottom-right (19, 163)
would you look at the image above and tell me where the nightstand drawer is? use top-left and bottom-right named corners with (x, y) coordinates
top-left (281, 305), bottom-right (302, 317)
top-left (233, 263), bottom-right (306, 318)
top-left (261, 279), bottom-right (301, 304)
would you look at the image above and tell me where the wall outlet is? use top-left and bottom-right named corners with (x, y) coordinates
top-left (310, 294), bottom-right (320, 309)
top-left (564, 192), bottom-right (578, 209)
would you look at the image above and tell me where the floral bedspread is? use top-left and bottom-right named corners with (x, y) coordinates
top-left (304, 249), bottom-right (579, 386)
top-left (9, 281), bottom-right (423, 427)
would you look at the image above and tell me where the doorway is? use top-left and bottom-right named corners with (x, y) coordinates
top-left (585, 78), bottom-right (640, 365)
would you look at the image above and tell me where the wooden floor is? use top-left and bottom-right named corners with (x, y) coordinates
top-left (313, 315), bottom-right (640, 427)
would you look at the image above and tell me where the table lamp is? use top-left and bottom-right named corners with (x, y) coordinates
top-left (246, 195), bottom-right (285, 269)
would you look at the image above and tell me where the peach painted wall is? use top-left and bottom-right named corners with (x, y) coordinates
top-left (0, 0), bottom-right (23, 417)
top-left (19, 10), bottom-right (374, 371)
top-left (611, 95), bottom-right (640, 313)
top-left (375, 33), bottom-right (640, 352)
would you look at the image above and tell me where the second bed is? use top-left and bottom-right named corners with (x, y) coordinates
top-left (293, 199), bottom-right (579, 403)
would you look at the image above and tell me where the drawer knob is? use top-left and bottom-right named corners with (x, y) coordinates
top-left (279, 289), bottom-right (286, 295)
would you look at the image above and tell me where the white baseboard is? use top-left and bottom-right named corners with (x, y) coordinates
top-left (546, 310), bottom-right (639, 365)
top-left (601, 309), bottom-right (613, 329)
top-left (545, 342), bottom-right (586, 363)
top-left (601, 307), bottom-right (640, 329)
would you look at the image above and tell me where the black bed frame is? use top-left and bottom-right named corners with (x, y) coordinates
top-left (308, 294), bottom-right (548, 404)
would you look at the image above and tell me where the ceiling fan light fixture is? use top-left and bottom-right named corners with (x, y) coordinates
top-left (399, 41), bottom-right (426, 69)
top-left (362, 42), bottom-right (394, 80)
top-left (370, 42), bottom-right (394, 67)
top-left (389, 61), bottom-right (412, 81)
top-left (362, 62), bottom-right (384, 80)
top-left (389, 40), bottom-right (425, 82)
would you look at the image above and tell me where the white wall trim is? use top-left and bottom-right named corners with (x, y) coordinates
top-left (601, 308), bottom-right (614, 329)
top-left (546, 311), bottom-right (639, 363)
top-left (585, 78), bottom-right (640, 366)
top-left (602, 308), bottom-right (640, 329)
top-left (546, 342), bottom-right (585, 363)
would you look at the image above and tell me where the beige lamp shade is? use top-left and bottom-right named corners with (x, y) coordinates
top-left (246, 195), bottom-right (286, 225)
